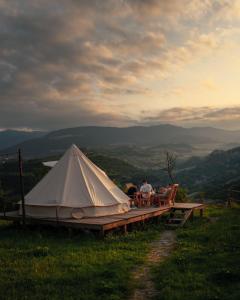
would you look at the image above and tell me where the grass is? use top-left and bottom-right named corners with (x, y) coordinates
top-left (0, 221), bottom-right (162, 300)
top-left (152, 205), bottom-right (240, 300)
top-left (1, 206), bottom-right (240, 300)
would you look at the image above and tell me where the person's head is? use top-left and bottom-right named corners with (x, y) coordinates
top-left (142, 179), bottom-right (147, 184)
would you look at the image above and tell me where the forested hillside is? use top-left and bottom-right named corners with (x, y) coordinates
top-left (1, 145), bottom-right (240, 209)
top-left (177, 147), bottom-right (240, 200)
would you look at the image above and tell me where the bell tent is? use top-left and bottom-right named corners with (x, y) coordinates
top-left (23, 144), bottom-right (130, 219)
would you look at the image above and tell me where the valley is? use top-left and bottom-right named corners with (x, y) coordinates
top-left (0, 125), bottom-right (240, 207)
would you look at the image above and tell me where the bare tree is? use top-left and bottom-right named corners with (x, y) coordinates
top-left (164, 151), bottom-right (177, 184)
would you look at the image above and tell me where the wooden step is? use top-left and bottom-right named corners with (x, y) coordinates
top-left (165, 208), bottom-right (193, 228)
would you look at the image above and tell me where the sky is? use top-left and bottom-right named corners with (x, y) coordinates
top-left (0, 0), bottom-right (240, 131)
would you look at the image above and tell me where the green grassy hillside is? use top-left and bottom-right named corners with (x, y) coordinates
top-left (152, 205), bottom-right (240, 300)
top-left (0, 222), bottom-right (159, 300)
top-left (0, 206), bottom-right (239, 300)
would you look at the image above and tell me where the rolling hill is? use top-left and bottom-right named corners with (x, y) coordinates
top-left (1, 139), bottom-right (240, 204)
top-left (0, 130), bottom-right (46, 150)
top-left (1, 125), bottom-right (240, 158)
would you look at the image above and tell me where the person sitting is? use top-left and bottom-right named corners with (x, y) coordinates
top-left (157, 184), bottom-right (173, 206)
top-left (140, 179), bottom-right (154, 199)
top-left (159, 185), bottom-right (171, 197)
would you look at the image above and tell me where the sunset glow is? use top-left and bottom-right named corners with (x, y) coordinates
top-left (1, 0), bottom-right (240, 130)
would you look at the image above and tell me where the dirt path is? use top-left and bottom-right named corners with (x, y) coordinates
top-left (130, 230), bottom-right (176, 300)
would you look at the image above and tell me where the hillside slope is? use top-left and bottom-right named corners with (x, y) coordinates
top-left (0, 130), bottom-right (46, 150)
top-left (177, 146), bottom-right (240, 200)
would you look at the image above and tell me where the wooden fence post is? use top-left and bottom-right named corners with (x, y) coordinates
top-left (3, 200), bottom-right (6, 217)
top-left (18, 149), bottom-right (26, 226)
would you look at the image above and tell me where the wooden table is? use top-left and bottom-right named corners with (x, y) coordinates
top-left (153, 193), bottom-right (169, 207)
top-left (130, 192), bottom-right (155, 208)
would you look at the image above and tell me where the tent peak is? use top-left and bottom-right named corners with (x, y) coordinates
top-left (70, 144), bottom-right (78, 149)
top-left (68, 144), bottom-right (84, 156)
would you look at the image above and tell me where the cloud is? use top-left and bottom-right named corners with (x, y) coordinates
top-left (141, 106), bottom-right (240, 129)
top-left (126, 0), bottom-right (212, 21)
top-left (204, 107), bottom-right (240, 120)
top-left (212, 0), bottom-right (240, 22)
top-left (0, 0), bottom-right (239, 130)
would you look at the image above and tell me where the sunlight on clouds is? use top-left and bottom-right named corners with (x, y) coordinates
top-left (0, 0), bottom-right (240, 129)
top-left (141, 106), bottom-right (240, 130)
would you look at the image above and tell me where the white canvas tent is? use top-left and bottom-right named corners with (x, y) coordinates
top-left (22, 144), bottom-right (130, 219)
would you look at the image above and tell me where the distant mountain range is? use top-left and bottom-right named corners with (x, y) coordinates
top-left (1, 125), bottom-right (240, 158)
top-left (0, 130), bottom-right (46, 150)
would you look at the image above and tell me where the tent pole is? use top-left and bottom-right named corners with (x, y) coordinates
top-left (18, 148), bottom-right (26, 226)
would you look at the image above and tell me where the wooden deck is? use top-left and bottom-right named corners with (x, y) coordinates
top-left (173, 203), bottom-right (204, 210)
top-left (0, 203), bottom-right (205, 235)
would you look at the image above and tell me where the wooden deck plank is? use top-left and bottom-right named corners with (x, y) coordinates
top-left (105, 208), bottom-right (169, 222)
top-left (173, 203), bottom-right (204, 209)
top-left (0, 202), bottom-right (205, 233)
top-left (76, 217), bottom-right (123, 225)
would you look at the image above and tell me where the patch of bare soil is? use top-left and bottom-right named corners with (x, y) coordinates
top-left (130, 230), bottom-right (176, 300)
